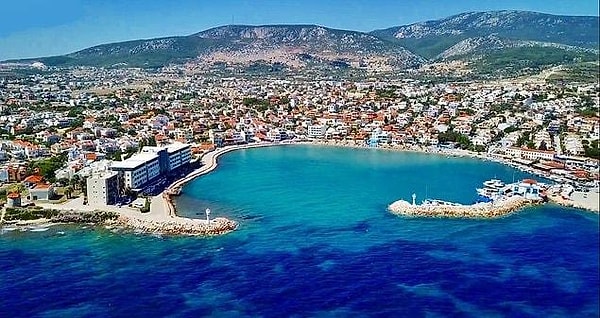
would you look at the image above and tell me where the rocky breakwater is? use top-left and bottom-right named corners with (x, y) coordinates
top-left (116, 216), bottom-right (238, 236)
top-left (388, 197), bottom-right (539, 219)
top-left (2, 207), bottom-right (119, 225)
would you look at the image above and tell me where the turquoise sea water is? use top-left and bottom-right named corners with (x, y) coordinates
top-left (1, 145), bottom-right (598, 317)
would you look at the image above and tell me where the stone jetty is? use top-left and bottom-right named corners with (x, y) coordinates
top-left (388, 196), bottom-right (540, 219)
top-left (114, 216), bottom-right (238, 236)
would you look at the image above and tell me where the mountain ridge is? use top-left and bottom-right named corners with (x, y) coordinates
top-left (371, 10), bottom-right (599, 59)
top-left (4, 10), bottom-right (599, 75)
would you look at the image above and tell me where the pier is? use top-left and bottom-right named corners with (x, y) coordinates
top-left (388, 196), bottom-right (540, 219)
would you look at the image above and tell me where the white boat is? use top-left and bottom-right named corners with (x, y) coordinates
top-left (483, 179), bottom-right (505, 189)
top-left (477, 188), bottom-right (494, 196)
top-left (29, 227), bottom-right (49, 232)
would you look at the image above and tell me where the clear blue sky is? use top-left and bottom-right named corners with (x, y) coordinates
top-left (0, 0), bottom-right (598, 60)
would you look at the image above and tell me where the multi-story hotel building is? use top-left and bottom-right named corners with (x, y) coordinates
top-left (110, 143), bottom-right (191, 191)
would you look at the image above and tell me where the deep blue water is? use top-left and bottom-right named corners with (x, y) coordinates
top-left (1, 145), bottom-right (598, 317)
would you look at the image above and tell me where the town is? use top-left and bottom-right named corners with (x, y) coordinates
top-left (0, 64), bottom-right (598, 213)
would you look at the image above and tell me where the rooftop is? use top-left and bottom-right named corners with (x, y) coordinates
top-left (111, 152), bottom-right (158, 170)
top-left (89, 170), bottom-right (118, 179)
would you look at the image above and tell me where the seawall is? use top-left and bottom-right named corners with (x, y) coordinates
top-left (388, 197), bottom-right (540, 219)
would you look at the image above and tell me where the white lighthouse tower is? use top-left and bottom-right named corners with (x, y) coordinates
top-left (205, 208), bottom-right (211, 223)
top-left (412, 193), bottom-right (417, 206)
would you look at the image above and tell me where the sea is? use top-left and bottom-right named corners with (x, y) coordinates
top-left (1, 145), bottom-right (598, 317)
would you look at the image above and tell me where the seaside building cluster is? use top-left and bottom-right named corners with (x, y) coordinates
top-left (0, 66), bottom-right (598, 232)
top-left (388, 178), bottom-right (550, 218)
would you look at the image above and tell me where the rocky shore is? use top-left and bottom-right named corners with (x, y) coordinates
top-left (113, 216), bottom-right (238, 236)
top-left (0, 206), bottom-right (238, 236)
top-left (388, 197), bottom-right (541, 219)
top-left (1, 207), bottom-right (119, 225)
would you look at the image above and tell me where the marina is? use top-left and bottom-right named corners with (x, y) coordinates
top-left (389, 177), bottom-right (598, 219)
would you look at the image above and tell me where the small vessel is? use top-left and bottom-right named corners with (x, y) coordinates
top-left (30, 227), bottom-right (49, 232)
top-left (422, 199), bottom-right (461, 206)
top-left (477, 179), bottom-right (507, 200)
top-left (483, 179), bottom-right (505, 189)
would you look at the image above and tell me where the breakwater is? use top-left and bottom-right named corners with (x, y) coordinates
top-left (388, 197), bottom-right (540, 219)
top-left (2, 207), bottom-right (119, 224)
top-left (0, 207), bottom-right (237, 236)
top-left (115, 216), bottom-right (238, 236)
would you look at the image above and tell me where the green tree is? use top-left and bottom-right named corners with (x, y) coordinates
top-left (27, 153), bottom-right (67, 183)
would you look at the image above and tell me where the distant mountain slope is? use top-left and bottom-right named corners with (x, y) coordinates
top-left (371, 11), bottom-right (599, 59)
top-left (4, 10), bottom-right (598, 75)
top-left (9, 25), bottom-right (422, 70)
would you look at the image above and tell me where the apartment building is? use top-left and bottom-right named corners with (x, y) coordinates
top-left (86, 171), bottom-right (119, 206)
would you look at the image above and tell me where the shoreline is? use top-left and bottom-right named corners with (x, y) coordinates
top-left (388, 194), bottom-right (598, 219)
top-left (388, 196), bottom-right (543, 219)
top-left (4, 140), bottom-right (596, 235)
top-left (165, 139), bottom-right (598, 221)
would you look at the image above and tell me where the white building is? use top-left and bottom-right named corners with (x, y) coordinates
top-left (174, 128), bottom-right (194, 142)
top-left (505, 147), bottom-right (556, 161)
top-left (267, 129), bottom-right (283, 142)
top-left (232, 131), bottom-right (246, 144)
top-left (308, 125), bottom-right (327, 139)
top-left (111, 143), bottom-right (191, 190)
top-left (28, 184), bottom-right (54, 201)
top-left (510, 179), bottom-right (543, 201)
top-left (111, 152), bottom-right (160, 190)
top-left (86, 171), bottom-right (119, 206)
top-left (166, 143), bottom-right (192, 171)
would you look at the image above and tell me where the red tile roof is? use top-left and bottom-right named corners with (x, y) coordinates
top-left (23, 175), bottom-right (43, 183)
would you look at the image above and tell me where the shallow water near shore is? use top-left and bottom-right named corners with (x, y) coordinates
top-left (1, 145), bottom-right (598, 316)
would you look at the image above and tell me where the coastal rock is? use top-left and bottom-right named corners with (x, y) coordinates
top-left (116, 216), bottom-right (238, 236)
top-left (388, 197), bottom-right (539, 219)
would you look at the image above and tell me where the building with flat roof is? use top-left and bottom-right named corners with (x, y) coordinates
top-left (141, 142), bottom-right (192, 172)
top-left (110, 143), bottom-right (191, 191)
top-left (86, 171), bottom-right (119, 206)
top-left (111, 152), bottom-right (160, 190)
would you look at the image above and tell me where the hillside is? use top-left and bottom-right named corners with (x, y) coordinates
top-left (371, 10), bottom-right (599, 59)
top-left (9, 25), bottom-right (422, 70)
top-left (3, 11), bottom-right (598, 76)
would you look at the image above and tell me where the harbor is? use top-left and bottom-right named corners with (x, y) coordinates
top-left (389, 178), bottom-right (599, 219)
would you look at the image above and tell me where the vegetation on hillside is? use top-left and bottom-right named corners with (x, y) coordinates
top-left (473, 47), bottom-right (599, 76)
top-left (546, 62), bottom-right (600, 84)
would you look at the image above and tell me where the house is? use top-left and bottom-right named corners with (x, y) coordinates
top-left (28, 183), bottom-right (55, 201)
top-left (510, 179), bottom-right (544, 201)
top-left (23, 174), bottom-right (44, 188)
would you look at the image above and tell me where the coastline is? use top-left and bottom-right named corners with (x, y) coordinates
top-left (145, 139), bottom-right (600, 227)
top-left (388, 196), bottom-right (542, 219)
top-left (4, 139), bottom-right (596, 235)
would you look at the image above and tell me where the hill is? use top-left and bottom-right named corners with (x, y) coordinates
top-left (371, 10), bottom-right (599, 59)
top-left (4, 11), bottom-right (598, 76)
top-left (9, 25), bottom-right (422, 71)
